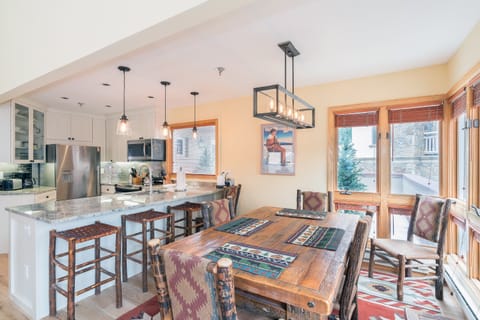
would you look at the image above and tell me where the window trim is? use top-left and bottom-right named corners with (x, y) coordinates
top-left (328, 95), bottom-right (445, 238)
top-left (166, 119), bottom-right (218, 181)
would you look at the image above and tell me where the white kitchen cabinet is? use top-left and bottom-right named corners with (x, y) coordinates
top-left (92, 118), bottom-right (106, 161)
top-left (105, 117), bottom-right (127, 161)
top-left (46, 110), bottom-right (93, 144)
top-left (0, 195), bottom-right (33, 253)
top-left (105, 110), bottom-right (156, 162)
top-left (101, 185), bottom-right (115, 194)
top-left (0, 190), bottom-right (55, 254)
top-left (34, 190), bottom-right (56, 202)
top-left (0, 101), bottom-right (45, 163)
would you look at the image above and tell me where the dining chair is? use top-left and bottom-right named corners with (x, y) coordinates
top-left (148, 239), bottom-right (237, 320)
top-left (296, 189), bottom-right (333, 212)
top-left (223, 184), bottom-right (242, 216)
top-left (201, 198), bottom-right (235, 229)
top-left (331, 214), bottom-right (372, 320)
top-left (368, 194), bottom-right (452, 301)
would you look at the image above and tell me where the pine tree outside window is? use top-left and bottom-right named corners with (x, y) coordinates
top-left (335, 111), bottom-right (378, 193)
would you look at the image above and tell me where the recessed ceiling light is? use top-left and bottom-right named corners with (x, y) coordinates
top-left (148, 96), bottom-right (154, 99)
top-left (105, 104), bottom-right (112, 108)
top-left (102, 83), bottom-right (111, 86)
top-left (60, 96), bottom-right (69, 100)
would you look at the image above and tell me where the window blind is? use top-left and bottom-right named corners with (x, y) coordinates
top-left (473, 81), bottom-right (480, 108)
top-left (388, 104), bottom-right (443, 123)
top-left (389, 207), bottom-right (412, 216)
top-left (451, 92), bottom-right (466, 118)
top-left (334, 111), bottom-right (378, 127)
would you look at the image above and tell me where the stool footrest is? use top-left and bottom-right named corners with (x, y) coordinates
top-left (76, 276), bottom-right (116, 296)
top-left (75, 252), bottom-right (117, 270)
top-left (126, 256), bottom-right (142, 264)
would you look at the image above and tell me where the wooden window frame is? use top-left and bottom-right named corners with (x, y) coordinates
top-left (328, 95), bottom-right (445, 239)
top-left (166, 119), bottom-right (218, 181)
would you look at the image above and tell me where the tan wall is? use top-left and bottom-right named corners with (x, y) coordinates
top-left (447, 21), bottom-right (480, 88)
top-left (169, 64), bottom-right (449, 213)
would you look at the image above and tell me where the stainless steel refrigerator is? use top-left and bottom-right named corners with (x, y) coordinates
top-left (45, 144), bottom-right (101, 201)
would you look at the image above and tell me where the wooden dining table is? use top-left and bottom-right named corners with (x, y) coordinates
top-left (162, 206), bottom-right (359, 319)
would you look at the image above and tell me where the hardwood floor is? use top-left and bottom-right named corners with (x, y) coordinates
top-left (0, 254), bottom-right (467, 319)
top-left (0, 253), bottom-right (156, 320)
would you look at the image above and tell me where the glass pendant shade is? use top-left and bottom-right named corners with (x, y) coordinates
top-left (116, 114), bottom-right (132, 135)
top-left (116, 66), bottom-right (131, 135)
top-left (192, 126), bottom-right (198, 139)
top-left (191, 91), bottom-right (199, 139)
top-left (162, 121), bottom-right (169, 137)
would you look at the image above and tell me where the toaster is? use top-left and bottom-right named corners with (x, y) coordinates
top-left (0, 178), bottom-right (23, 190)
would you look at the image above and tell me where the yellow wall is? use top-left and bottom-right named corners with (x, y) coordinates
top-left (448, 21), bottom-right (480, 88)
top-left (169, 64), bottom-right (449, 213)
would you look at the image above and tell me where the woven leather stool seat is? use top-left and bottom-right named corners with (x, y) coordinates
top-left (124, 210), bottom-right (171, 223)
top-left (167, 201), bottom-right (203, 238)
top-left (49, 221), bottom-right (122, 320)
top-left (121, 209), bottom-right (174, 292)
top-left (55, 222), bottom-right (118, 241)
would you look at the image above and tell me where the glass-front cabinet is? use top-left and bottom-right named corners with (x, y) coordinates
top-left (13, 102), bottom-right (45, 163)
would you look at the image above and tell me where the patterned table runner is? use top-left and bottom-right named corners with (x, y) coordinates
top-left (215, 217), bottom-right (273, 236)
top-left (286, 225), bottom-right (345, 251)
top-left (276, 208), bottom-right (327, 220)
top-left (205, 242), bottom-right (297, 279)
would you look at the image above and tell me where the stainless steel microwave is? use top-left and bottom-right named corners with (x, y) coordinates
top-left (127, 139), bottom-right (166, 161)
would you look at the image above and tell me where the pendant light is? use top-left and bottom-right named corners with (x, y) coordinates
top-left (161, 81), bottom-right (171, 137)
top-left (191, 91), bottom-right (199, 139)
top-left (116, 66), bottom-right (132, 135)
top-left (253, 41), bottom-right (315, 129)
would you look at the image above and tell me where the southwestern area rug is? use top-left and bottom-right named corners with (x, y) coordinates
top-left (118, 271), bottom-right (443, 320)
top-left (357, 270), bottom-right (442, 320)
top-left (117, 296), bottom-right (160, 320)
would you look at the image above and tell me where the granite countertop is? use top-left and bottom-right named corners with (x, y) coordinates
top-left (0, 186), bottom-right (56, 195)
top-left (5, 183), bottom-right (221, 224)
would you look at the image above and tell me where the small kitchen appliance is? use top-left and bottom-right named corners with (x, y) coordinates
top-left (0, 178), bottom-right (23, 190)
top-left (127, 138), bottom-right (166, 161)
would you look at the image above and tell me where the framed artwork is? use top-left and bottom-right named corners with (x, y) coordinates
top-left (261, 124), bottom-right (295, 175)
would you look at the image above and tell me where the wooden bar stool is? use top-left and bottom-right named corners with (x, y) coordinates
top-left (121, 209), bottom-right (174, 292)
top-left (167, 201), bottom-right (203, 238)
top-left (49, 221), bottom-right (122, 320)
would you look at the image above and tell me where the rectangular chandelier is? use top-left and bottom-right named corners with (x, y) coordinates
top-left (253, 84), bottom-right (315, 129)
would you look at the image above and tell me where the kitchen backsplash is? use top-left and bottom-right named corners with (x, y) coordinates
top-left (0, 162), bottom-right (36, 181)
top-left (101, 161), bottom-right (166, 185)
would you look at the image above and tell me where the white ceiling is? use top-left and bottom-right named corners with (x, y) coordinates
top-left (23, 0), bottom-right (480, 116)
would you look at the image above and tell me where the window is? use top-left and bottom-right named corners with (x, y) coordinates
top-left (452, 213), bottom-right (468, 262)
top-left (169, 120), bottom-right (217, 176)
top-left (457, 113), bottom-right (468, 201)
top-left (329, 99), bottom-right (444, 240)
top-left (335, 111), bottom-right (378, 193)
top-left (389, 207), bottom-right (411, 240)
top-left (389, 105), bottom-right (443, 195)
top-left (452, 92), bottom-right (468, 201)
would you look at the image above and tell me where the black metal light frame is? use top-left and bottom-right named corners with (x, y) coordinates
top-left (253, 41), bottom-right (315, 129)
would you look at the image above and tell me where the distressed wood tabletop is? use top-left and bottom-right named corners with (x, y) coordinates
top-left (162, 206), bottom-right (359, 318)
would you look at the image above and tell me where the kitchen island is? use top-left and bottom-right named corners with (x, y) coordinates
top-left (6, 182), bottom-right (222, 320)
